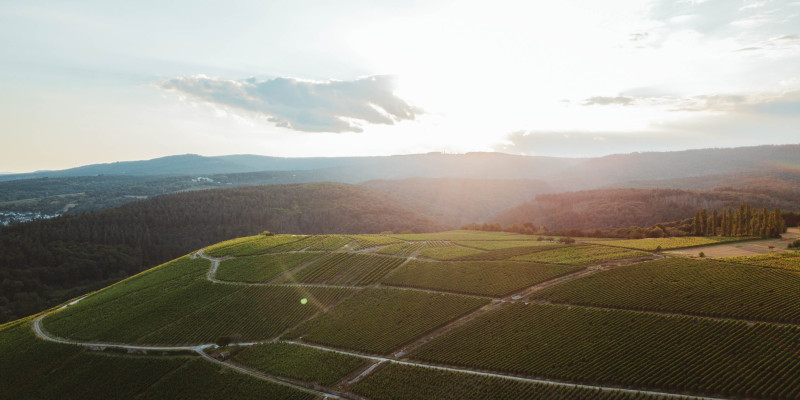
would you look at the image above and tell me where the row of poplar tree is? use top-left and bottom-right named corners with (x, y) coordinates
top-left (692, 205), bottom-right (786, 238)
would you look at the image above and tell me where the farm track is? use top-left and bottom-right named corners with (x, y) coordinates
top-left (33, 241), bottom-right (782, 400)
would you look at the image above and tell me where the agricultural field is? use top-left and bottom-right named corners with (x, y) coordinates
top-left (347, 234), bottom-right (405, 250)
top-left (351, 363), bottom-right (670, 400)
top-left (215, 252), bottom-right (319, 282)
top-left (0, 321), bottom-right (311, 400)
top-left (278, 253), bottom-right (405, 286)
top-left (205, 234), bottom-right (309, 257)
top-left (11, 229), bottom-right (800, 400)
top-left (390, 230), bottom-right (531, 242)
top-left (454, 240), bottom-right (556, 250)
top-left (418, 245), bottom-right (486, 260)
top-left (721, 251), bottom-right (800, 271)
top-left (285, 288), bottom-right (489, 354)
top-left (531, 258), bottom-right (800, 323)
top-left (42, 256), bottom-right (356, 344)
top-left (382, 260), bottom-right (583, 297)
top-left (510, 244), bottom-right (653, 265)
top-left (136, 285), bottom-right (355, 344)
top-left (231, 341), bottom-right (367, 385)
top-left (411, 303), bottom-right (800, 399)
top-left (454, 244), bottom-right (562, 261)
top-left (304, 235), bottom-right (352, 251)
top-left (602, 236), bottom-right (749, 251)
top-left (377, 241), bottom-right (453, 256)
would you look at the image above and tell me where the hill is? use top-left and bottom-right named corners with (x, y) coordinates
top-left (4, 144), bottom-right (797, 185)
top-left (361, 178), bottom-right (552, 226)
top-left (3, 231), bottom-right (799, 399)
top-left (0, 183), bottom-right (444, 323)
top-left (495, 187), bottom-right (800, 231)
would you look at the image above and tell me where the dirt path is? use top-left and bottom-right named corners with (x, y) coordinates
top-left (197, 350), bottom-right (349, 399)
top-left (32, 314), bottom-right (209, 352)
top-left (665, 228), bottom-right (800, 258)
top-left (284, 340), bottom-right (726, 400)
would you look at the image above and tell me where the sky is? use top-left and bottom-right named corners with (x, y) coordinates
top-left (1, 0), bottom-right (799, 172)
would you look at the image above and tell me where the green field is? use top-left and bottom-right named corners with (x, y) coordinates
top-left (304, 235), bottom-right (352, 251)
top-left (602, 236), bottom-right (750, 251)
top-left (722, 251), bottom-right (800, 271)
top-left (286, 288), bottom-right (489, 354)
top-left (0, 321), bottom-right (311, 400)
top-left (42, 257), bottom-right (356, 344)
top-left (9, 229), bottom-right (800, 399)
top-left (377, 241), bottom-right (453, 256)
top-left (454, 244), bottom-right (563, 261)
top-left (205, 234), bottom-right (309, 257)
top-left (418, 246), bottom-right (486, 260)
top-left (352, 363), bottom-right (670, 400)
top-left (531, 257), bottom-right (800, 323)
top-left (279, 253), bottom-right (405, 286)
top-left (390, 230), bottom-right (531, 241)
top-left (454, 240), bottom-right (556, 250)
top-left (347, 234), bottom-right (405, 250)
top-left (232, 341), bottom-right (367, 385)
top-left (215, 252), bottom-right (319, 282)
top-left (382, 260), bottom-right (583, 297)
top-left (411, 303), bottom-right (800, 399)
top-left (510, 244), bottom-right (653, 265)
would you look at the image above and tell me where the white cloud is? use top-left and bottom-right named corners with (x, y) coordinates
top-left (160, 75), bottom-right (420, 133)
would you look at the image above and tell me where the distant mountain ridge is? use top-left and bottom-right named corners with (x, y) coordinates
top-left (3, 145), bottom-right (797, 189)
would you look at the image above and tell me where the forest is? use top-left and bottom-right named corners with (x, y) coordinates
top-left (0, 183), bottom-right (443, 323)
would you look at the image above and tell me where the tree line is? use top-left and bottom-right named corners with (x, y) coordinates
top-left (691, 205), bottom-right (786, 237)
top-left (464, 205), bottom-right (796, 240)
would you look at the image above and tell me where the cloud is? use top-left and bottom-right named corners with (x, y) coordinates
top-left (583, 96), bottom-right (635, 106)
top-left (581, 91), bottom-right (800, 115)
top-left (160, 75), bottom-right (420, 133)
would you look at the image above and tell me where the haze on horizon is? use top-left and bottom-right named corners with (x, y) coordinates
top-left (1, 0), bottom-right (799, 173)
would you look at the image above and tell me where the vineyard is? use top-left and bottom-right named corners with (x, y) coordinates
top-left (453, 244), bottom-right (563, 261)
top-left (351, 363), bottom-right (670, 400)
top-left (410, 303), bottom-right (800, 399)
top-left (601, 236), bottom-right (750, 251)
top-left (389, 230), bottom-right (530, 241)
top-left (42, 256), bottom-right (356, 344)
top-left (278, 253), bottom-right (405, 286)
top-left (530, 257), bottom-right (800, 323)
top-left (382, 260), bottom-right (583, 296)
top-left (285, 288), bottom-right (489, 354)
top-left (215, 252), bottom-right (319, 282)
top-left (12, 229), bottom-right (800, 399)
top-left (721, 251), bottom-right (800, 271)
top-left (510, 244), bottom-right (653, 265)
top-left (419, 245), bottom-right (486, 260)
top-left (346, 234), bottom-right (405, 250)
top-left (0, 322), bottom-right (311, 400)
top-left (136, 285), bottom-right (355, 344)
top-left (454, 240), bottom-right (556, 250)
top-left (304, 235), bottom-right (351, 251)
top-left (205, 234), bottom-right (309, 257)
top-left (232, 341), bottom-right (367, 385)
top-left (377, 241), bottom-right (454, 256)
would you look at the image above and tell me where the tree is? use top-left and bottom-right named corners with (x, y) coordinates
top-left (215, 335), bottom-right (231, 347)
top-left (710, 209), bottom-right (718, 236)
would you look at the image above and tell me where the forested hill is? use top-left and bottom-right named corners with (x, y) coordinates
top-left (0, 183), bottom-right (444, 323)
top-left (361, 178), bottom-right (552, 227)
top-left (495, 188), bottom-right (800, 231)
